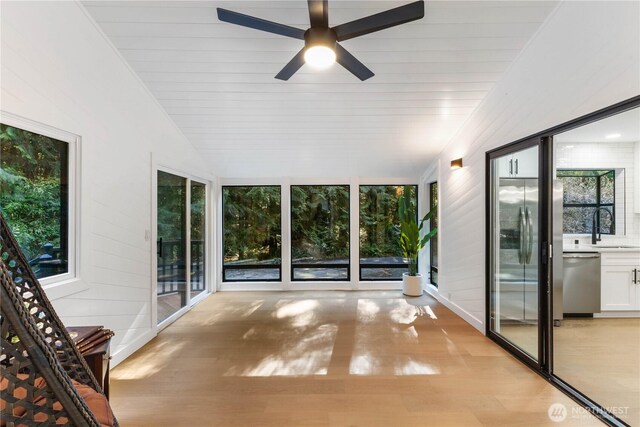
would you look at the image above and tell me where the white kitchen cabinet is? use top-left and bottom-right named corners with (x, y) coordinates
top-left (600, 252), bottom-right (640, 311)
top-left (601, 265), bottom-right (638, 310)
top-left (497, 148), bottom-right (538, 178)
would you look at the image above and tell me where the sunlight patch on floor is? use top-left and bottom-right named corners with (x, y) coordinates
top-left (349, 352), bottom-right (441, 376)
top-left (111, 340), bottom-right (185, 380)
top-left (394, 358), bottom-right (440, 376)
top-left (357, 299), bottom-right (380, 322)
top-left (224, 323), bottom-right (337, 377)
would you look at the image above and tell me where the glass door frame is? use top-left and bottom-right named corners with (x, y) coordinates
top-left (189, 178), bottom-right (211, 306)
top-left (485, 137), bottom-right (552, 374)
top-left (485, 95), bottom-right (640, 427)
top-left (152, 164), bottom-right (213, 331)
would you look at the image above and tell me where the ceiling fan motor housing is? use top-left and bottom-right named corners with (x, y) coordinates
top-left (304, 27), bottom-right (337, 50)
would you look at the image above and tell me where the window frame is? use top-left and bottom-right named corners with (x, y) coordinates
top-left (357, 184), bottom-right (418, 282)
top-left (221, 185), bottom-right (283, 283)
top-left (557, 169), bottom-right (616, 235)
top-left (0, 111), bottom-right (81, 292)
top-left (429, 181), bottom-right (438, 287)
top-left (290, 184), bottom-right (351, 282)
top-left (190, 180), bottom-right (208, 298)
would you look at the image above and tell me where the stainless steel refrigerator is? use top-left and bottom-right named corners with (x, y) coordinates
top-left (497, 178), bottom-right (563, 324)
top-left (498, 178), bottom-right (539, 323)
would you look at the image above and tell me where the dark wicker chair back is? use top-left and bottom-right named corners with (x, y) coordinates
top-left (1, 213), bottom-right (117, 426)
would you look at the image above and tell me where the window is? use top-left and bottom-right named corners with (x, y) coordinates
top-left (0, 123), bottom-right (71, 280)
top-left (429, 182), bottom-right (438, 286)
top-left (222, 186), bottom-right (281, 281)
top-left (558, 170), bottom-right (615, 234)
top-left (359, 185), bottom-right (417, 281)
top-left (291, 185), bottom-right (350, 281)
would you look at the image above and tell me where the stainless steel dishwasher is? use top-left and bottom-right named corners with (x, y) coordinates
top-left (562, 252), bottom-right (601, 314)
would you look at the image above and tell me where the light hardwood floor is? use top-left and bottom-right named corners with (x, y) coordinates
top-left (110, 292), bottom-right (602, 426)
top-left (502, 317), bottom-right (640, 425)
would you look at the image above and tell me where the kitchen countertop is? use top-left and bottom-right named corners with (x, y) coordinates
top-left (563, 244), bottom-right (640, 253)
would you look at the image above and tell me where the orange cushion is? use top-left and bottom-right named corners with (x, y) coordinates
top-left (0, 374), bottom-right (46, 424)
top-left (1, 375), bottom-right (115, 427)
top-left (69, 380), bottom-right (116, 427)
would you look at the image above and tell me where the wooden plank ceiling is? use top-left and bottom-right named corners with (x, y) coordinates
top-left (83, 1), bottom-right (558, 178)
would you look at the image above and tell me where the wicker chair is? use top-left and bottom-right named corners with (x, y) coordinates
top-left (0, 213), bottom-right (118, 426)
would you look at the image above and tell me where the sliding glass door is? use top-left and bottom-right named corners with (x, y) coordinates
top-left (486, 97), bottom-right (639, 426)
top-left (157, 171), bottom-right (188, 324)
top-left (156, 171), bottom-right (209, 326)
top-left (488, 143), bottom-right (541, 362)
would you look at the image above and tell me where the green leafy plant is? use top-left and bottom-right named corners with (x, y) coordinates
top-left (398, 187), bottom-right (437, 276)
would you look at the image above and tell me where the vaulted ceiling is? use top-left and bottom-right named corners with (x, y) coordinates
top-left (83, 1), bottom-right (558, 178)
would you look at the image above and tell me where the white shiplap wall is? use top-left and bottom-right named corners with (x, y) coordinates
top-left (421, 1), bottom-right (640, 332)
top-left (0, 1), bottom-right (213, 364)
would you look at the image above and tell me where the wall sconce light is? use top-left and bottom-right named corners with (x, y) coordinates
top-left (450, 158), bottom-right (463, 170)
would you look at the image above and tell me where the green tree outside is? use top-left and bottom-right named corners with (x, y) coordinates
top-left (0, 124), bottom-right (67, 278)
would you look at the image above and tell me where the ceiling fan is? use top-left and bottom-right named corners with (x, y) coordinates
top-left (217, 0), bottom-right (425, 81)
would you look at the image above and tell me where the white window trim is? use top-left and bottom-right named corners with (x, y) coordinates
top-left (0, 111), bottom-right (84, 299)
top-left (218, 176), bottom-right (420, 291)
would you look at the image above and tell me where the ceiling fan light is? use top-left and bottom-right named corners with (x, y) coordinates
top-left (304, 45), bottom-right (336, 70)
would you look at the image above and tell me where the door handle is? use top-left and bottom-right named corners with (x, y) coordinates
top-left (509, 159), bottom-right (513, 175)
top-left (157, 237), bottom-right (163, 257)
top-left (518, 207), bottom-right (525, 265)
top-left (634, 268), bottom-right (638, 284)
top-left (562, 254), bottom-right (600, 259)
top-left (525, 207), bottom-right (533, 264)
top-left (515, 158), bottom-right (519, 175)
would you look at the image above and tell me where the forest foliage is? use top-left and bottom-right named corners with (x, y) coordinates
top-left (223, 186), bottom-right (282, 263)
top-left (0, 124), bottom-right (66, 262)
top-left (222, 185), bottom-right (417, 264)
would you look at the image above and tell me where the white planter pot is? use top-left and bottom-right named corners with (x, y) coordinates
top-left (402, 273), bottom-right (423, 296)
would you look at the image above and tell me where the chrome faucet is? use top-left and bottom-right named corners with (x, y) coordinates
top-left (591, 207), bottom-right (615, 244)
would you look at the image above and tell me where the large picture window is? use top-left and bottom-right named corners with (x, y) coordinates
top-left (0, 123), bottom-right (70, 280)
top-left (222, 186), bottom-right (281, 281)
top-left (359, 185), bottom-right (417, 281)
top-left (558, 169), bottom-right (615, 234)
top-left (291, 185), bottom-right (350, 281)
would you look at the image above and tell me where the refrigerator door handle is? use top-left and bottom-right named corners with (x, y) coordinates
top-left (518, 207), bottom-right (525, 265)
top-left (526, 207), bottom-right (534, 264)
top-left (509, 159), bottom-right (513, 175)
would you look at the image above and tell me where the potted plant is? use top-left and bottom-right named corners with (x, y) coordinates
top-left (398, 188), bottom-right (437, 296)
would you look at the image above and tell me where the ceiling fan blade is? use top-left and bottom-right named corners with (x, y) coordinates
top-left (217, 8), bottom-right (305, 39)
top-left (332, 0), bottom-right (424, 42)
top-left (308, 0), bottom-right (329, 27)
top-left (275, 49), bottom-right (306, 80)
top-left (335, 44), bottom-right (374, 81)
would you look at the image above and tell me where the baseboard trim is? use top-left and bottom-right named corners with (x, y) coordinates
top-left (424, 286), bottom-right (485, 333)
top-left (594, 311), bottom-right (640, 318)
top-left (110, 328), bottom-right (156, 368)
